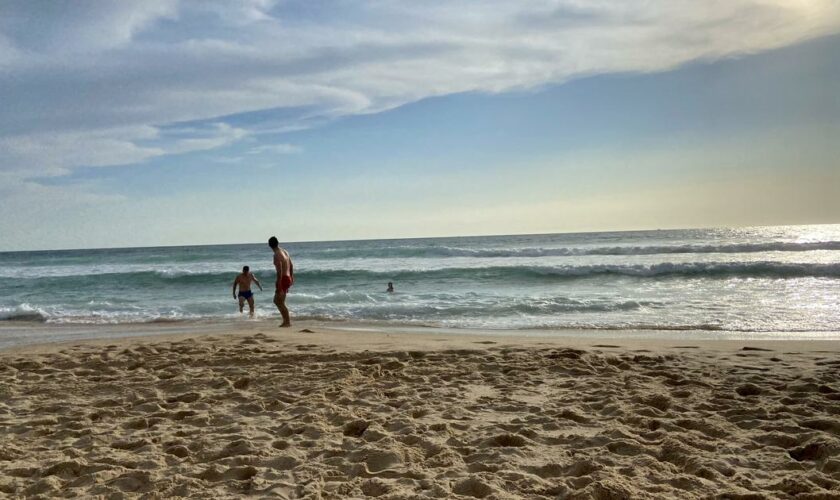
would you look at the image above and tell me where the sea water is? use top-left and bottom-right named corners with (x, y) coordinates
top-left (1, 225), bottom-right (839, 337)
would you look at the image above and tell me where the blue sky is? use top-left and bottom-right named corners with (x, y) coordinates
top-left (0, 1), bottom-right (838, 250)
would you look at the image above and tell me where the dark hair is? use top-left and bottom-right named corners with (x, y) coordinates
top-left (243, 266), bottom-right (249, 273)
top-left (268, 236), bottom-right (279, 249)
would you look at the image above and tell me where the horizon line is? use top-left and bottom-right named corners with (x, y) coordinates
top-left (2, 221), bottom-right (838, 254)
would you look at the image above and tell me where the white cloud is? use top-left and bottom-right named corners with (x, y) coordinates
top-left (0, 0), bottom-right (838, 179)
top-left (158, 123), bottom-right (249, 156)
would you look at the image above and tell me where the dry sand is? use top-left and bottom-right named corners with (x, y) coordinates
top-left (1, 322), bottom-right (839, 499)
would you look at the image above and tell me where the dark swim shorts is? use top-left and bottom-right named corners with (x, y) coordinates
top-left (238, 290), bottom-right (253, 300)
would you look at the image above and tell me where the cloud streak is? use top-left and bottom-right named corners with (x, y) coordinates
top-left (1, 0), bottom-right (838, 179)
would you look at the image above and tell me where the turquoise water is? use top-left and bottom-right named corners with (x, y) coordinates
top-left (1, 225), bottom-right (839, 333)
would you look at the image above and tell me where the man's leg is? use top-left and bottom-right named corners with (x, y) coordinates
top-left (274, 290), bottom-right (290, 327)
top-left (247, 297), bottom-right (255, 318)
top-left (238, 296), bottom-right (245, 313)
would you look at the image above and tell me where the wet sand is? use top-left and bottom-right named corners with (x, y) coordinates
top-left (1, 322), bottom-right (839, 498)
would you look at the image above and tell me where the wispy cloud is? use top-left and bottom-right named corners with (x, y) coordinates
top-left (1, 0), bottom-right (838, 179)
top-left (208, 141), bottom-right (301, 166)
top-left (246, 143), bottom-right (302, 155)
top-left (0, 122), bottom-right (248, 179)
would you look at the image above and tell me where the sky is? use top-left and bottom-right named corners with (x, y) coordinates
top-left (0, 1), bottom-right (838, 251)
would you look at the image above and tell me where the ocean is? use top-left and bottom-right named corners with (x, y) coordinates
top-left (1, 225), bottom-right (839, 338)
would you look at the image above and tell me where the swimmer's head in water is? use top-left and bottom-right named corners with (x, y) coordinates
top-left (268, 236), bottom-right (279, 249)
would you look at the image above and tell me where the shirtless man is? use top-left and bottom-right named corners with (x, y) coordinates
top-left (232, 266), bottom-right (263, 318)
top-left (268, 236), bottom-right (294, 327)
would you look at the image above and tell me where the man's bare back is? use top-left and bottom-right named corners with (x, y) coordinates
top-left (268, 236), bottom-right (294, 327)
top-left (273, 248), bottom-right (292, 282)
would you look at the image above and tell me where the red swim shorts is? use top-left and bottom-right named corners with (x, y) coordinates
top-left (277, 275), bottom-right (293, 293)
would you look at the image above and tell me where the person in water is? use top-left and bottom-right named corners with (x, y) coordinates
top-left (387, 282), bottom-right (394, 293)
top-left (232, 266), bottom-right (263, 318)
top-left (268, 236), bottom-right (294, 327)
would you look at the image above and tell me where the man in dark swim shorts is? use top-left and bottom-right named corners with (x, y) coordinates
top-left (268, 236), bottom-right (294, 327)
top-left (232, 266), bottom-right (263, 318)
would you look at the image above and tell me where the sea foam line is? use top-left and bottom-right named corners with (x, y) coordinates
top-left (4, 260), bottom-right (840, 285)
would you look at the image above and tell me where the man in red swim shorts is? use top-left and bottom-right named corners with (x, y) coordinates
top-left (268, 236), bottom-right (294, 327)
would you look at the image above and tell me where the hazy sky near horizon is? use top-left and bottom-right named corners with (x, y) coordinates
top-left (1, 1), bottom-right (839, 251)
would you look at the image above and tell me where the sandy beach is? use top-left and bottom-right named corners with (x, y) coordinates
top-left (1, 322), bottom-right (839, 499)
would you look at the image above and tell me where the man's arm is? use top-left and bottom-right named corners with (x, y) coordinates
top-left (232, 277), bottom-right (238, 298)
top-left (252, 274), bottom-right (263, 291)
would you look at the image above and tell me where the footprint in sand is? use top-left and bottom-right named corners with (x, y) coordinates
top-left (164, 445), bottom-right (190, 458)
top-left (266, 455), bottom-right (300, 472)
top-left (452, 476), bottom-right (496, 498)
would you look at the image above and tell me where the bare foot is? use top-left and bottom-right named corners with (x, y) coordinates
top-left (279, 322), bottom-right (291, 328)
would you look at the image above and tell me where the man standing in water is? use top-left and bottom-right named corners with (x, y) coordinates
top-left (232, 266), bottom-right (262, 318)
top-left (268, 236), bottom-right (294, 327)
